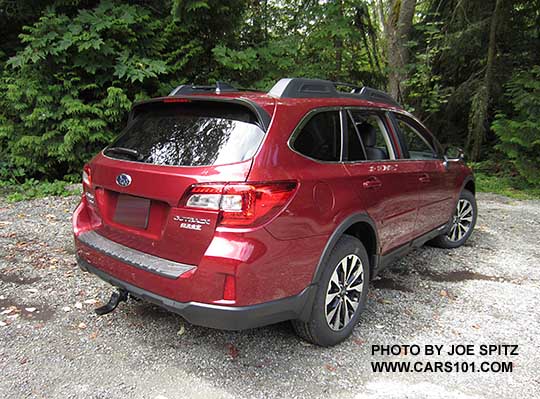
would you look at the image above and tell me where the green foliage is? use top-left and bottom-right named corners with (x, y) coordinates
top-left (213, 39), bottom-right (299, 89)
top-left (212, 0), bottom-right (385, 89)
top-left (167, 0), bottom-right (248, 85)
top-left (404, 19), bottom-right (451, 117)
top-left (491, 66), bottom-right (540, 185)
top-left (0, 0), bottom-right (538, 192)
top-left (471, 161), bottom-right (540, 199)
top-left (474, 172), bottom-right (540, 200)
top-left (415, 0), bottom-right (539, 156)
top-left (0, 1), bottom-right (167, 179)
top-left (0, 178), bottom-right (79, 202)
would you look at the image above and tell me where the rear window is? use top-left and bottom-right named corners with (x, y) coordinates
top-left (104, 102), bottom-right (266, 167)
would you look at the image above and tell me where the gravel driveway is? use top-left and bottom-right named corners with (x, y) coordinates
top-left (0, 192), bottom-right (539, 399)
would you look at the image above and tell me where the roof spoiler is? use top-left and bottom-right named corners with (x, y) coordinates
top-left (169, 81), bottom-right (239, 96)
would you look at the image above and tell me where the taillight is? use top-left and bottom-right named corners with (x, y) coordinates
top-left (180, 181), bottom-right (298, 228)
top-left (82, 165), bottom-right (92, 189)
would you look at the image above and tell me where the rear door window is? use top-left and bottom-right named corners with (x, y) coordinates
top-left (349, 111), bottom-right (395, 160)
top-left (104, 102), bottom-right (265, 167)
top-left (292, 111), bottom-right (341, 162)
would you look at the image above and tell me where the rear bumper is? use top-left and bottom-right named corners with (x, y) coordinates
top-left (78, 230), bottom-right (195, 279)
top-left (77, 256), bottom-right (315, 330)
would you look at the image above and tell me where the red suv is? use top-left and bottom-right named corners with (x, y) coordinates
top-left (73, 78), bottom-right (477, 346)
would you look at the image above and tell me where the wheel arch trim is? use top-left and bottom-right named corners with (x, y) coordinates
top-left (460, 175), bottom-right (475, 195)
top-left (297, 212), bottom-right (378, 322)
top-left (310, 213), bottom-right (379, 285)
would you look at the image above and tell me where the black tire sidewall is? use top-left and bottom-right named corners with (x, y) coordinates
top-left (307, 235), bottom-right (370, 346)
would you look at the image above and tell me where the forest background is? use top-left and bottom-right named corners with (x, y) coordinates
top-left (1, 0), bottom-right (539, 199)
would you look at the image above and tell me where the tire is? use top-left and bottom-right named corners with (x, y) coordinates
top-left (292, 235), bottom-right (369, 347)
top-left (430, 189), bottom-right (477, 249)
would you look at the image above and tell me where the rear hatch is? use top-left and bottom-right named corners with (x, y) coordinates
top-left (86, 99), bottom-right (269, 266)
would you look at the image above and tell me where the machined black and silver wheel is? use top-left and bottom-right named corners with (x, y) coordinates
top-left (292, 235), bottom-right (369, 346)
top-left (447, 198), bottom-right (474, 242)
top-left (430, 189), bottom-right (477, 249)
top-left (325, 254), bottom-right (364, 331)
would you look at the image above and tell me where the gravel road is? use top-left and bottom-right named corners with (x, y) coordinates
top-left (0, 192), bottom-right (539, 399)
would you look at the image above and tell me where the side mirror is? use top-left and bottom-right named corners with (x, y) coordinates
top-left (444, 146), bottom-right (464, 160)
top-left (443, 146), bottom-right (464, 170)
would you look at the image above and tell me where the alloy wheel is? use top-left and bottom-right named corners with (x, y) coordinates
top-left (448, 199), bottom-right (474, 242)
top-left (325, 254), bottom-right (364, 331)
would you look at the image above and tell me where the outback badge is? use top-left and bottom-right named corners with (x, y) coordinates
top-left (173, 215), bottom-right (210, 231)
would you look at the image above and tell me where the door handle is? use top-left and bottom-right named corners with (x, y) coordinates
top-left (418, 173), bottom-right (431, 183)
top-left (363, 177), bottom-right (383, 190)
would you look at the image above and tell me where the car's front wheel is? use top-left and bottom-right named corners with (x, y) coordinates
top-left (292, 235), bottom-right (369, 346)
top-left (431, 189), bottom-right (477, 248)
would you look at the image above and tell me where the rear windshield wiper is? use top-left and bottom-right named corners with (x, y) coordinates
top-left (104, 147), bottom-right (143, 160)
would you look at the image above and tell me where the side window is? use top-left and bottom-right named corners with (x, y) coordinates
top-left (292, 111), bottom-right (341, 161)
top-left (345, 114), bottom-right (366, 161)
top-left (395, 116), bottom-right (439, 160)
top-left (349, 111), bottom-right (394, 161)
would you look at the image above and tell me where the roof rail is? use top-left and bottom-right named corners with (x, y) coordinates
top-left (169, 81), bottom-right (238, 96)
top-left (267, 78), bottom-right (400, 107)
top-left (353, 87), bottom-right (400, 108)
top-left (333, 81), bottom-right (362, 91)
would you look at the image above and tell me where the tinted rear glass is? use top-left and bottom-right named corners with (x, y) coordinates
top-left (104, 102), bottom-right (265, 167)
top-left (292, 111), bottom-right (341, 161)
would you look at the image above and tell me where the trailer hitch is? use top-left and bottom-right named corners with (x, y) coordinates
top-left (95, 289), bottom-right (129, 315)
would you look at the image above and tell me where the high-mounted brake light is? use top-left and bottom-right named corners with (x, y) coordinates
top-left (180, 181), bottom-right (298, 228)
top-left (163, 98), bottom-right (192, 103)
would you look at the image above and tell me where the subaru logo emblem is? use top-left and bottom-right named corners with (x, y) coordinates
top-left (116, 173), bottom-right (132, 187)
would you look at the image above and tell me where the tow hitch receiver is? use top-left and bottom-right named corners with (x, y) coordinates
top-left (95, 289), bottom-right (129, 315)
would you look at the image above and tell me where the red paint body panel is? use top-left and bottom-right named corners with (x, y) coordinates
top-left (344, 161), bottom-right (420, 254)
top-left (73, 89), bottom-right (474, 314)
top-left (87, 153), bottom-right (252, 266)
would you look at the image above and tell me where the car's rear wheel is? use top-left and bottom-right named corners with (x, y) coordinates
top-left (431, 189), bottom-right (477, 248)
top-left (292, 235), bottom-right (369, 346)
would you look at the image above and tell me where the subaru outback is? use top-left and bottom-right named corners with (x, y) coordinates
top-left (73, 78), bottom-right (477, 346)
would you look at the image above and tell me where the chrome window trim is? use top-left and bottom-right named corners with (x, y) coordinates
top-left (287, 106), bottom-right (345, 164)
top-left (393, 114), bottom-right (441, 160)
top-left (342, 107), bottom-right (397, 163)
top-left (389, 110), bottom-right (444, 159)
top-left (345, 109), bottom-right (368, 161)
top-left (286, 104), bottom-right (444, 165)
top-left (339, 110), bottom-right (345, 161)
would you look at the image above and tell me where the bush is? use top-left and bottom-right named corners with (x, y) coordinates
top-left (491, 66), bottom-right (540, 186)
top-left (0, 1), bottom-right (167, 180)
top-left (0, 178), bottom-right (79, 202)
top-left (470, 161), bottom-right (540, 199)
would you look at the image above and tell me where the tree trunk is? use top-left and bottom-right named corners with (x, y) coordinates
top-left (334, 0), bottom-right (344, 81)
top-left (466, 0), bottom-right (503, 161)
top-left (386, 0), bottom-right (417, 101)
top-left (376, 0), bottom-right (388, 39)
